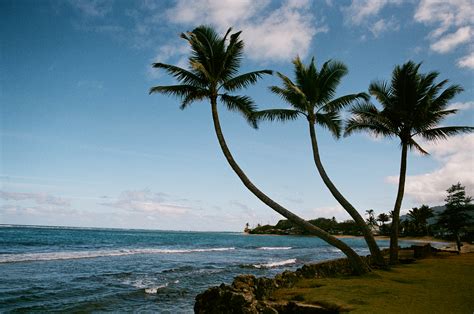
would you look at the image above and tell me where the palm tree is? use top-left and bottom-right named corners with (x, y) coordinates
top-left (407, 205), bottom-right (433, 235)
top-left (149, 26), bottom-right (369, 274)
top-left (252, 57), bottom-right (385, 266)
top-left (365, 209), bottom-right (377, 229)
top-left (345, 61), bottom-right (473, 264)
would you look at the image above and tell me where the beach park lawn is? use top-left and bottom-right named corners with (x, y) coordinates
top-left (272, 253), bottom-right (474, 313)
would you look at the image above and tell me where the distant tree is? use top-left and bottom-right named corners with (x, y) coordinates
top-left (437, 183), bottom-right (473, 251)
top-left (407, 205), bottom-right (434, 236)
top-left (365, 209), bottom-right (377, 229)
top-left (345, 61), bottom-right (472, 263)
top-left (377, 213), bottom-right (391, 236)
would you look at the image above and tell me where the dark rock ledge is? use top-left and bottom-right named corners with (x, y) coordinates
top-left (194, 245), bottom-right (442, 313)
top-left (194, 257), bottom-right (372, 314)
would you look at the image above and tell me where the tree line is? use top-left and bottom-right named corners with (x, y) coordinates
top-left (150, 25), bottom-right (473, 274)
top-left (248, 182), bottom-right (473, 249)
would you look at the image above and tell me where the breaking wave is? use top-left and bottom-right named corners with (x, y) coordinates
top-left (0, 247), bottom-right (236, 263)
top-left (252, 258), bottom-right (297, 269)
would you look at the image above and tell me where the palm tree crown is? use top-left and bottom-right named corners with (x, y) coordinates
top-left (254, 56), bottom-right (368, 134)
top-left (345, 61), bottom-right (471, 152)
top-left (150, 25), bottom-right (272, 125)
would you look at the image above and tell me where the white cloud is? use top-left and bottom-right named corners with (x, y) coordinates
top-left (341, 0), bottom-right (402, 38)
top-left (430, 26), bottom-right (471, 53)
top-left (0, 191), bottom-right (70, 207)
top-left (414, 0), bottom-right (474, 69)
top-left (100, 189), bottom-right (189, 215)
top-left (447, 101), bottom-right (474, 111)
top-left (386, 134), bottom-right (474, 204)
top-left (457, 52), bottom-right (474, 70)
top-left (309, 205), bottom-right (348, 221)
top-left (370, 17), bottom-right (400, 38)
top-left (341, 0), bottom-right (402, 26)
top-left (164, 0), bottom-right (323, 62)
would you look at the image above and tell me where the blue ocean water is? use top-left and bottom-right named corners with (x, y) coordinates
top-left (1, 225), bottom-right (405, 313)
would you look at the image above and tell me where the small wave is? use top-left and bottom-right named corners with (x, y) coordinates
top-left (253, 258), bottom-right (297, 269)
top-left (257, 246), bottom-right (292, 250)
top-left (144, 283), bottom-right (168, 294)
top-left (0, 247), bottom-right (236, 263)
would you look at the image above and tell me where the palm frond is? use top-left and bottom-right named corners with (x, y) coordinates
top-left (318, 60), bottom-right (348, 103)
top-left (417, 126), bottom-right (473, 141)
top-left (220, 30), bottom-right (244, 80)
top-left (219, 94), bottom-right (258, 128)
top-left (344, 103), bottom-right (395, 137)
top-left (252, 109), bottom-right (301, 123)
top-left (369, 80), bottom-right (392, 107)
top-left (429, 84), bottom-right (464, 111)
top-left (320, 93), bottom-right (369, 113)
top-left (151, 63), bottom-right (205, 87)
top-left (408, 138), bottom-right (429, 155)
top-left (275, 72), bottom-right (307, 102)
top-left (269, 86), bottom-right (306, 112)
top-left (221, 70), bottom-right (272, 91)
top-left (149, 84), bottom-right (201, 97)
top-left (316, 111), bottom-right (342, 138)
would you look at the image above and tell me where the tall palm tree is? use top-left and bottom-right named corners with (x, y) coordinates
top-left (149, 26), bottom-right (369, 274)
top-left (345, 61), bottom-right (473, 264)
top-left (252, 57), bottom-right (385, 266)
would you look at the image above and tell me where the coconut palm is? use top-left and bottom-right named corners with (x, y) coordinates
top-left (252, 57), bottom-right (385, 266)
top-left (345, 61), bottom-right (473, 263)
top-left (149, 26), bottom-right (369, 274)
top-left (407, 205), bottom-right (433, 235)
top-left (365, 209), bottom-right (377, 229)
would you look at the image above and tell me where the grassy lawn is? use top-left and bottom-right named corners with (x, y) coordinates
top-left (272, 253), bottom-right (474, 313)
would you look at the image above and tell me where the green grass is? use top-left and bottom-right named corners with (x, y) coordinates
top-left (272, 253), bottom-right (474, 313)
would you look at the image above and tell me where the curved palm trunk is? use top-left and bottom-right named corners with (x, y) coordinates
top-left (308, 122), bottom-right (386, 267)
top-left (210, 99), bottom-right (370, 274)
top-left (390, 142), bottom-right (408, 264)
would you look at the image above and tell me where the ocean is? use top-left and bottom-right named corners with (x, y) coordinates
top-left (1, 225), bottom-right (410, 313)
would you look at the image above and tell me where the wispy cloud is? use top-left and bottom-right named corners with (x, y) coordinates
top-left (341, 0), bottom-right (402, 40)
top-left (446, 101), bottom-right (474, 111)
top-left (100, 189), bottom-right (189, 215)
top-left (414, 0), bottom-right (474, 70)
top-left (370, 17), bottom-right (400, 38)
top-left (0, 191), bottom-right (71, 207)
top-left (385, 134), bottom-right (474, 204)
top-left (69, 0), bottom-right (114, 17)
top-left (457, 52), bottom-right (474, 70)
top-left (341, 0), bottom-right (402, 26)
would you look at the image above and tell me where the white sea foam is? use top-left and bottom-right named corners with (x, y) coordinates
top-left (257, 246), bottom-right (292, 250)
top-left (0, 247), bottom-right (236, 263)
top-left (253, 258), bottom-right (297, 269)
top-left (144, 283), bottom-right (168, 294)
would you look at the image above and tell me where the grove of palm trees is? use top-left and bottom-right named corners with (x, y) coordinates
top-left (150, 25), bottom-right (473, 272)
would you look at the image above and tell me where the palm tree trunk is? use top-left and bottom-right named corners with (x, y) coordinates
top-left (390, 142), bottom-right (408, 264)
top-left (210, 99), bottom-right (370, 274)
top-left (308, 122), bottom-right (386, 267)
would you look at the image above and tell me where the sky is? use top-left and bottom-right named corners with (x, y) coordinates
top-left (1, 0), bottom-right (473, 231)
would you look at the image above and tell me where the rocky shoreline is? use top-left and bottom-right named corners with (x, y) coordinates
top-left (194, 245), bottom-right (445, 313)
top-left (195, 256), bottom-right (375, 313)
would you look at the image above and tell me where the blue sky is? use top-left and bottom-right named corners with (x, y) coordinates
top-left (1, 0), bottom-right (473, 231)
